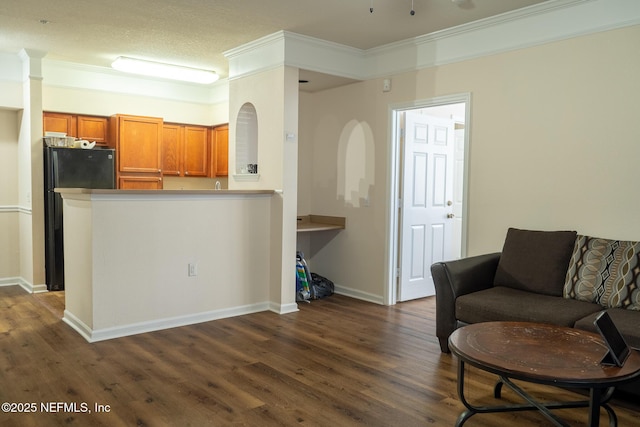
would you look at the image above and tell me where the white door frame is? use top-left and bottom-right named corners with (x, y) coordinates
top-left (384, 93), bottom-right (472, 305)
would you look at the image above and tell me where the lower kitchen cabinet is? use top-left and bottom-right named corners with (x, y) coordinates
top-left (119, 176), bottom-right (163, 190)
top-left (110, 114), bottom-right (164, 188)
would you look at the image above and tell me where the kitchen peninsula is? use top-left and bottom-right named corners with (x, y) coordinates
top-left (57, 188), bottom-right (297, 342)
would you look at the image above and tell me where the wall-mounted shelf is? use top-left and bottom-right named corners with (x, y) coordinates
top-left (297, 215), bottom-right (345, 233)
top-left (233, 173), bottom-right (260, 182)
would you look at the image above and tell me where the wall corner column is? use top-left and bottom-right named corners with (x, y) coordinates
top-left (18, 49), bottom-right (47, 290)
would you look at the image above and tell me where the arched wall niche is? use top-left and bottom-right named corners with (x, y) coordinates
top-left (235, 102), bottom-right (258, 175)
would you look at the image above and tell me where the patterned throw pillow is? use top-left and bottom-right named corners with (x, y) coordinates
top-left (564, 235), bottom-right (640, 310)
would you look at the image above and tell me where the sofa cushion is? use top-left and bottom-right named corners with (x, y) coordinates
top-left (456, 286), bottom-right (602, 326)
top-left (564, 235), bottom-right (640, 310)
top-left (574, 308), bottom-right (640, 349)
top-left (493, 228), bottom-right (577, 296)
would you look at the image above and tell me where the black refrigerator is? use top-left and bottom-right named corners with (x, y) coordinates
top-left (44, 147), bottom-right (116, 290)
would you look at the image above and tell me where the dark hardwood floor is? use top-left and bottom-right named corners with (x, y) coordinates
top-left (0, 285), bottom-right (638, 426)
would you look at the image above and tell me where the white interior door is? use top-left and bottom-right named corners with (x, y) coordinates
top-left (398, 111), bottom-right (455, 301)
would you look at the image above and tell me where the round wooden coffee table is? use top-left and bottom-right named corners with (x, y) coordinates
top-left (448, 322), bottom-right (640, 427)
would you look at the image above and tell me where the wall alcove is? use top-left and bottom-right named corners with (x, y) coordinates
top-left (235, 102), bottom-right (259, 181)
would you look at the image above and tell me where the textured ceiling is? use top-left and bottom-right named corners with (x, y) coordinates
top-left (0, 0), bottom-right (548, 81)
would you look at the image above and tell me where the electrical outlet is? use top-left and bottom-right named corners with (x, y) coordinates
top-left (188, 263), bottom-right (198, 277)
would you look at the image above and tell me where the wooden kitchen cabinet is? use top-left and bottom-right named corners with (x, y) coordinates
top-left (43, 112), bottom-right (76, 136)
top-left (209, 124), bottom-right (228, 177)
top-left (43, 112), bottom-right (109, 145)
top-left (109, 114), bottom-right (163, 189)
top-left (162, 124), bottom-right (182, 176)
top-left (119, 176), bottom-right (163, 190)
top-left (184, 126), bottom-right (209, 177)
top-left (77, 116), bottom-right (108, 144)
top-left (162, 124), bottom-right (209, 177)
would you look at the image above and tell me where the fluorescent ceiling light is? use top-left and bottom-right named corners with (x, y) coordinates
top-left (111, 56), bottom-right (218, 84)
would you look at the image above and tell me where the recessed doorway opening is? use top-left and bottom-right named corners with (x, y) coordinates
top-left (386, 94), bottom-right (470, 304)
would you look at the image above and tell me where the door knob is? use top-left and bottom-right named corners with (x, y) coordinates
top-left (447, 213), bottom-right (455, 219)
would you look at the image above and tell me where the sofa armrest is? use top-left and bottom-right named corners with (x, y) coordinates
top-left (430, 252), bottom-right (501, 352)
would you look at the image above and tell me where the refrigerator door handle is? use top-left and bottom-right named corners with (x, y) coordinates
top-left (53, 194), bottom-right (63, 230)
top-left (51, 149), bottom-right (60, 188)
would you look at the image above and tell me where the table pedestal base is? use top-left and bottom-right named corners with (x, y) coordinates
top-left (455, 360), bottom-right (618, 427)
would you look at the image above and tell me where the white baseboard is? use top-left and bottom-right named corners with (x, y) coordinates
top-left (63, 301), bottom-right (274, 343)
top-left (62, 310), bottom-right (93, 342)
top-left (269, 301), bottom-right (299, 314)
top-left (0, 277), bottom-right (47, 294)
top-left (334, 284), bottom-right (384, 305)
top-left (0, 277), bottom-right (20, 287)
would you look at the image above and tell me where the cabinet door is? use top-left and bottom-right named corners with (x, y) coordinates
top-left (77, 116), bottom-right (108, 144)
top-left (118, 115), bottom-right (163, 174)
top-left (184, 126), bottom-right (209, 177)
top-left (162, 124), bottom-right (183, 176)
top-left (43, 112), bottom-right (77, 137)
top-left (210, 124), bottom-right (228, 177)
top-left (119, 176), bottom-right (163, 190)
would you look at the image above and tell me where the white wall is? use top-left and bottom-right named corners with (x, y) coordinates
top-left (301, 24), bottom-right (640, 302)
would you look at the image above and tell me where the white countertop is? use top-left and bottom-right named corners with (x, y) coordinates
top-left (55, 188), bottom-right (275, 196)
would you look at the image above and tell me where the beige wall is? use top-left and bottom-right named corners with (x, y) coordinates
top-left (0, 110), bottom-right (19, 204)
top-left (43, 86), bottom-right (228, 126)
top-left (229, 66), bottom-right (299, 309)
top-left (61, 191), bottom-right (277, 340)
top-left (0, 110), bottom-right (20, 280)
top-left (228, 67), bottom-right (287, 190)
top-left (301, 25), bottom-right (640, 301)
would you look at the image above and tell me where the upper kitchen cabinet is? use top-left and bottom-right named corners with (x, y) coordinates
top-left (162, 124), bottom-right (209, 177)
top-left (43, 112), bottom-right (109, 145)
top-left (77, 116), bottom-right (109, 144)
top-left (109, 114), bottom-right (163, 189)
top-left (43, 112), bottom-right (76, 136)
top-left (162, 124), bottom-right (182, 176)
top-left (184, 126), bottom-right (209, 177)
top-left (209, 124), bottom-right (229, 177)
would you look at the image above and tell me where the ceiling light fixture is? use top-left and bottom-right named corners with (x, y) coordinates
top-left (111, 56), bottom-right (219, 84)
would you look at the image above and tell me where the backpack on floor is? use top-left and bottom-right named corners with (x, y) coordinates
top-left (296, 251), bottom-right (311, 302)
top-left (310, 273), bottom-right (334, 299)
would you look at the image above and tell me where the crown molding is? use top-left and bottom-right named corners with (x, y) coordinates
top-left (282, 31), bottom-right (365, 80)
top-left (3, 0), bottom-right (638, 105)
top-left (363, 0), bottom-right (640, 79)
top-left (225, 30), bottom-right (365, 81)
top-left (226, 0), bottom-right (640, 83)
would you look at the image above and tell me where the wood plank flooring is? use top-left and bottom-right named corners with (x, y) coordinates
top-left (0, 285), bottom-right (638, 426)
